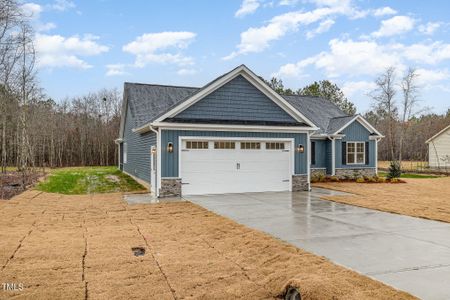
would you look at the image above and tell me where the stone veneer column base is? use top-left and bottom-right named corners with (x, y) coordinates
top-left (292, 174), bottom-right (309, 191)
top-left (159, 178), bottom-right (181, 197)
top-left (335, 168), bottom-right (376, 179)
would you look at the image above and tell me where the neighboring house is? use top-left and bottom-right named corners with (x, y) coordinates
top-left (426, 124), bottom-right (450, 168)
top-left (116, 65), bottom-right (383, 197)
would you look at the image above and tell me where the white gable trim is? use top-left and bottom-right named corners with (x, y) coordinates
top-left (149, 122), bottom-right (318, 133)
top-left (425, 124), bottom-right (450, 143)
top-left (118, 84), bottom-right (129, 139)
top-left (153, 65), bottom-right (317, 128)
top-left (332, 115), bottom-right (384, 137)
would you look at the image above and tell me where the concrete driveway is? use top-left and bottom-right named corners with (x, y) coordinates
top-left (187, 188), bottom-right (450, 300)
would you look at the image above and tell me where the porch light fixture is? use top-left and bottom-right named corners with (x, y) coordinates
top-left (167, 142), bottom-right (173, 153)
top-left (296, 144), bottom-right (304, 153)
top-left (151, 147), bottom-right (156, 155)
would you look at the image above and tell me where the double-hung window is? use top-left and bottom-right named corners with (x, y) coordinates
top-left (347, 142), bottom-right (365, 164)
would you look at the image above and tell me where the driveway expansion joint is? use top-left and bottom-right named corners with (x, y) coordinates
top-left (366, 263), bottom-right (450, 276)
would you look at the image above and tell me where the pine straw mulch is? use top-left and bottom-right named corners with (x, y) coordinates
top-left (313, 177), bottom-right (450, 223)
top-left (0, 191), bottom-right (415, 299)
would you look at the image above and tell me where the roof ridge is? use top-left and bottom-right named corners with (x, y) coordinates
top-left (125, 82), bottom-right (200, 89)
top-left (330, 115), bottom-right (354, 119)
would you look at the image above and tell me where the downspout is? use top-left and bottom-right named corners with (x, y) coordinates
top-left (149, 125), bottom-right (159, 196)
top-left (328, 136), bottom-right (336, 176)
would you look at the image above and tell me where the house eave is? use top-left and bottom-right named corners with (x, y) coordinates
top-left (148, 122), bottom-right (319, 133)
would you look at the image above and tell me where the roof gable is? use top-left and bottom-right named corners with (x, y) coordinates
top-left (153, 65), bottom-right (317, 128)
top-left (170, 75), bottom-right (299, 125)
top-left (426, 124), bottom-right (450, 143)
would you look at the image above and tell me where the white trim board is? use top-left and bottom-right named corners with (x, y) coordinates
top-left (149, 122), bottom-right (317, 133)
top-left (152, 65), bottom-right (318, 128)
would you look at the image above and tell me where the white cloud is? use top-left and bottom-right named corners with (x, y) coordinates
top-left (35, 34), bottom-right (109, 69)
top-left (50, 0), bottom-right (75, 11)
top-left (306, 18), bottom-right (334, 39)
top-left (224, 0), bottom-right (365, 60)
top-left (372, 15), bottom-right (415, 38)
top-left (275, 39), bottom-right (403, 78)
top-left (235, 0), bottom-right (260, 18)
top-left (36, 22), bottom-right (56, 32)
top-left (21, 3), bottom-right (43, 19)
top-left (342, 81), bottom-right (377, 97)
top-left (415, 68), bottom-right (449, 86)
top-left (373, 7), bottom-right (397, 17)
top-left (106, 64), bottom-right (128, 76)
top-left (402, 42), bottom-right (450, 64)
top-left (279, 0), bottom-right (298, 6)
top-left (123, 31), bottom-right (196, 67)
top-left (177, 68), bottom-right (197, 76)
top-left (274, 38), bottom-right (450, 83)
top-left (418, 22), bottom-right (441, 35)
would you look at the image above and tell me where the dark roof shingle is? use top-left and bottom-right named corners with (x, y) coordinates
top-left (124, 78), bottom-right (355, 134)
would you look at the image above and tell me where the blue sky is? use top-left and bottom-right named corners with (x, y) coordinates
top-left (24, 0), bottom-right (450, 114)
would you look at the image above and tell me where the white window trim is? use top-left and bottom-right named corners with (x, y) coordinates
top-left (346, 141), bottom-right (365, 165)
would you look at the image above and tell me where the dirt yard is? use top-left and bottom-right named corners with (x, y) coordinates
top-left (0, 191), bottom-right (414, 299)
top-left (314, 177), bottom-right (450, 223)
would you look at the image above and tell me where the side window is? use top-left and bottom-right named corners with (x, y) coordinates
top-left (185, 141), bottom-right (209, 149)
top-left (346, 142), bottom-right (365, 164)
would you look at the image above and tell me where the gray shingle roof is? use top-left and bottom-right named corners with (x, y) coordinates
top-left (282, 95), bottom-right (349, 134)
top-left (327, 115), bottom-right (356, 134)
top-left (124, 75), bottom-right (355, 134)
top-left (125, 83), bottom-right (199, 128)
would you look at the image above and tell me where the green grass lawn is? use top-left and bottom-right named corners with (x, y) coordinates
top-left (36, 166), bottom-right (146, 194)
top-left (378, 171), bottom-right (439, 179)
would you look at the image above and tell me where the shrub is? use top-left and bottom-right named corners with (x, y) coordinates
top-left (356, 177), bottom-right (365, 183)
top-left (367, 176), bottom-right (377, 183)
top-left (352, 170), bottom-right (360, 180)
top-left (390, 177), bottom-right (400, 183)
top-left (330, 176), bottom-right (339, 182)
top-left (387, 161), bottom-right (402, 179)
top-left (377, 176), bottom-right (386, 183)
top-left (311, 173), bottom-right (325, 183)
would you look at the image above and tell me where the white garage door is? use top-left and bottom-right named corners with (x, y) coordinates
top-left (180, 139), bottom-right (292, 195)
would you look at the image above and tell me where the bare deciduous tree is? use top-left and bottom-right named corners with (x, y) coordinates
top-left (370, 67), bottom-right (398, 161)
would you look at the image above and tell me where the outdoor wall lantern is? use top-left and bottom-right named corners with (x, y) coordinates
top-left (151, 147), bottom-right (157, 155)
top-left (167, 142), bottom-right (173, 153)
top-left (296, 144), bottom-right (304, 153)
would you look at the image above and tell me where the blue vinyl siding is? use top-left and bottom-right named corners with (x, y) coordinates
top-left (122, 106), bottom-right (156, 183)
top-left (173, 75), bottom-right (297, 124)
top-left (161, 129), bottom-right (307, 177)
top-left (335, 121), bottom-right (376, 168)
top-left (311, 139), bottom-right (327, 169)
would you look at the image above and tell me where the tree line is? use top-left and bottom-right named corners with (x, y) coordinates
top-left (265, 70), bottom-right (450, 164)
top-left (0, 0), bottom-right (121, 172)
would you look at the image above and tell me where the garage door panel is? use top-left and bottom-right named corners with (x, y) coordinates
top-left (180, 139), bottom-right (292, 195)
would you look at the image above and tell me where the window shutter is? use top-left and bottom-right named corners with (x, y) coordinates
top-left (311, 142), bottom-right (316, 165)
top-left (342, 141), bottom-right (346, 165)
top-left (365, 141), bottom-right (369, 165)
